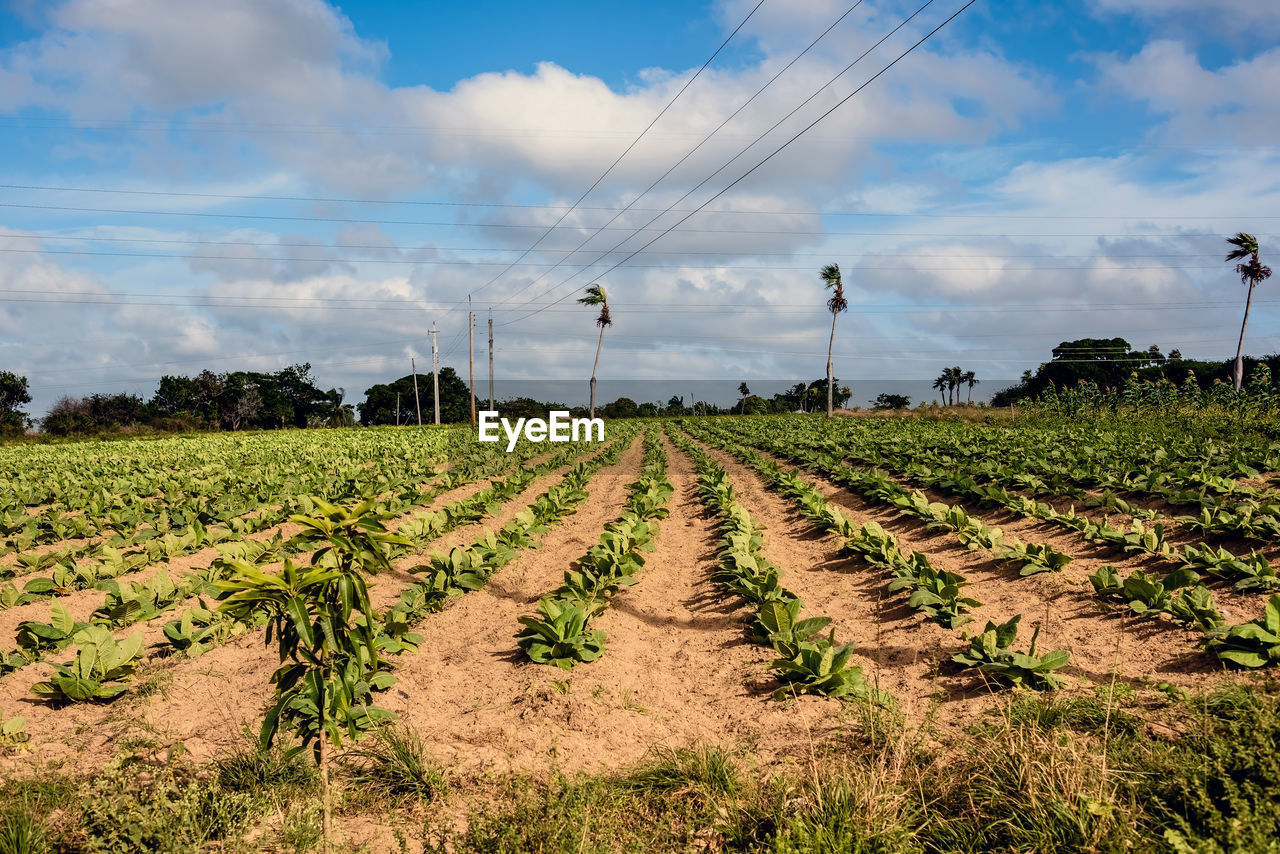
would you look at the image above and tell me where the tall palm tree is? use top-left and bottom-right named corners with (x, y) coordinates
top-left (962, 370), bottom-right (978, 405)
top-left (738, 382), bottom-right (750, 414)
top-left (820, 263), bottom-right (848, 417)
top-left (1225, 233), bottom-right (1273, 391)
top-left (578, 284), bottom-right (612, 419)
top-left (931, 374), bottom-right (947, 405)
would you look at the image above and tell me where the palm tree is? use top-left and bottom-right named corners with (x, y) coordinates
top-left (578, 284), bottom-right (612, 418)
top-left (962, 370), bottom-right (978, 405)
top-left (820, 263), bottom-right (849, 417)
top-left (931, 374), bottom-right (947, 405)
top-left (325, 388), bottom-right (354, 428)
top-left (1225, 233), bottom-right (1273, 391)
top-left (738, 382), bottom-right (750, 414)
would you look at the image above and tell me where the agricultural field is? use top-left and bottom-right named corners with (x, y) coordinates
top-left (1, 415), bottom-right (1279, 853)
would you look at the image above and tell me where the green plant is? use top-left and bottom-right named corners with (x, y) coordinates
top-left (1205, 595), bottom-right (1280, 668)
top-left (30, 626), bottom-right (143, 703)
top-left (14, 602), bottom-right (83, 654)
top-left (0, 711), bottom-right (27, 750)
top-left (996, 541), bottom-right (1074, 576)
top-left (160, 603), bottom-right (243, 658)
top-left (751, 598), bottom-right (831, 658)
top-left (0, 803), bottom-right (48, 854)
top-left (217, 497), bottom-right (407, 851)
top-left (771, 631), bottom-right (886, 702)
top-left (952, 615), bottom-right (1070, 690)
top-left (897, 565), bottom-right (981, 628)
top-left (516, 598), bottom-right (606, 670)
top-left (1089, 566), bottom-right (1205, 620)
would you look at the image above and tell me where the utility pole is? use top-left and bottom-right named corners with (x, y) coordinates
top-left (468, 297), bottom-right (476, 427)
top-left (411, 358), bottom-right (421, 426)
top-left (488, 312), bottom-right (494, 411)
top-left (430, 322), bottom-right (440, 425)
top-left (395, 391), bottom-right (400, 427)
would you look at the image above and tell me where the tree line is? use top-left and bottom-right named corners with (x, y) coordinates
top-left (1, 364), bottom-right (345, 436)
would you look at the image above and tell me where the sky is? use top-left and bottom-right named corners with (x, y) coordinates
top-left (0, 0), bottom-right (1278, 415)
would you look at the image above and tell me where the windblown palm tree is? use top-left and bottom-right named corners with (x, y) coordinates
top-left (738, 382), bottom-right (750, 414)
top-left (820, 263), bottom-right (848, 417)
top-left (578, 284), bottom-right (612, 419)
top-left (962, 370), bottom-right (978, 405)
top-left (325, 388), bottom-right (355, 428)
top-left (1225, 233), bottom-right (1273, 391)
top-left (931, 374), bottom-right (947, 405)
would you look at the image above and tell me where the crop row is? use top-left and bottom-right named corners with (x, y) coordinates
top-left (0, 436), bottom-right (606, 687)
top-left (667, 428), bottom-right (889, 701)
top-left (699, 422), bottom-right (1280, 672)
top-left (0, 435), bottom-right (549, 606)
top-left (677, 428), bottom-right (1072, 689)
top-left (0, 427), bottom-right (477, 556)
top-left (516, 429), bottom-right (674, 669)
top-left (716, 420), bottom-right (1280, 593)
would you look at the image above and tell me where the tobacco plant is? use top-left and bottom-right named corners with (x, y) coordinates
top-left (996, 541), bottom-right (1073, 576)
top-left (952, 615), bottom-right (1070, 690)
top-left (31, 626), bottom-right (144, 703)
top-left (516, 598), bottom-right (607, 669)
top-left (1205, 595), bottom-right (1280, 668)
top-left (752, 598), bottom-right (831, 658)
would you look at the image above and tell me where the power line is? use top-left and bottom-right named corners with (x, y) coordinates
top-left (0, 232), bottom-right (1235, 258)
top-left (467, 0), bottom-right (767, 300)
top-left (500, 0), bottom-right (982, 328)
top-left (1, 117), bottom-right (1275, 149)
top-left (492, 0), bottom-right (871, 307)
top-left (2, 202), bottom-right (1269, 239)
top-left (0, 245), bottom-right (1234, 272)
top-left (5, 288), bottom-right (1276, 314)
top-left (3, 183), bottom-right (1278, 221)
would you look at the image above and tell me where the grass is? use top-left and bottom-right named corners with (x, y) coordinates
top-left (3, 680), bottom-right (1278, 852)
top-left (339, 724), bottom-right (446, 806)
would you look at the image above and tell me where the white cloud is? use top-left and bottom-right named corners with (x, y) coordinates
top-left (1098, 41), bottom-right (1280, 144)
top-left (1091, 0), bottom-right (1280, 37)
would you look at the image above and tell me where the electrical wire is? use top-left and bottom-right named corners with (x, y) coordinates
top-left (2, 182), bottom-right (1279, 220)
top-left (466, 0), bottom-right (767, 301)
top-left (499, 0), bottom-right (982, 327)
top-left (2, 202), bottom-right (1269, 239)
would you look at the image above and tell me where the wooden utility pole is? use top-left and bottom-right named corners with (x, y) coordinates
top-left (468, 301), bottom-right (476, 427)
top-left (411, 358), bottom-right (421, 426)
top-left (488, 313), bottom-right (494, 411)
top-left (430, 322), bottom-right (440, 425)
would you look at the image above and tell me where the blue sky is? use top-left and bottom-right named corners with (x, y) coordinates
top-left (0, 0), bottom-right (1277, 415)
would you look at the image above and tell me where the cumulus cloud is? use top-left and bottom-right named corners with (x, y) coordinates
top-left (1097, 41), bottom-right (1280, 144)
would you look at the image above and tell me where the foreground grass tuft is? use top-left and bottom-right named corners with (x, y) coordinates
top-left (339, 724), bottom-right (446, 805)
